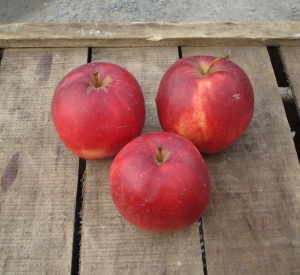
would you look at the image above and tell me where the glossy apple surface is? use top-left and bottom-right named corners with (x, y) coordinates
top-left (51, 62), bottom-right (145, 160)
top-left (156, 55), bottom-right (254, 154)
top-left (109, 131), bottom-right (211, 232)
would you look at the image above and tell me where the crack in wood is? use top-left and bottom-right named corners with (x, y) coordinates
top-left (198, 218), bottom-right (208, 275)
top-left (0, 48), bottom-right (3, 64)
top-left (71, 158), bottom-right (86, 275)
top-left (71, 47), bottom-right (91, 275)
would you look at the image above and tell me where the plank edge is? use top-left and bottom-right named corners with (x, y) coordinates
top-left (1, 22), bottom-right (300, 48)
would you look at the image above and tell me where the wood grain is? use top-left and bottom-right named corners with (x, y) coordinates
top-left (0, 22), bottom-right (300, 48)
top-left (0, 48), bottom-right (87, 274)
top-left (280, 47), bottom-right (300, 117)
top-left (182, 46), bottom-right (300, 274)
top-left (81, 160), bottom-right (203, 275)
top-left (79, 47), bottom-right (206, 274)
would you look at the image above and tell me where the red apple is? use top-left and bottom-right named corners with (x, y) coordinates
top-left (109, 131), bottom-right (211, 232)
top-left (155, 55), bottom-right (254, 154)
top-left (51, 62), bottom-right (145, 160)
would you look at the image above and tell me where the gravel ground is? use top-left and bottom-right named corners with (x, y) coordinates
top-left (1, 0), bottom-right (300, 23)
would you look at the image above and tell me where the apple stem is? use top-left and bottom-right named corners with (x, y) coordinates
top-left (205, 55), bottom-right (229, 75)
top-left (157, 145), bottom-right (164, 163)
top-left (93, 70), bottom-right (101, 88)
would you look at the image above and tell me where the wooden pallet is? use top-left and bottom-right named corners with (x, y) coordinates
top-left (1, 22), bottom-right (300, 275)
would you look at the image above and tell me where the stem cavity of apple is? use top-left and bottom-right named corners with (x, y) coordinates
top-left (93, 70), bottom-right (101, 88)
top-left (156, 145), bottom-right (164, 164)
top-left (204, 55), bottom-right (229, 75)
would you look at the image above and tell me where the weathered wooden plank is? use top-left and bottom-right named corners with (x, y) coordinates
top-left (80, 47), bottom-right (205, 274)
top-left (280, 47), bottom-right (300, 117)
top-left (0, 48), bottom-right (87, 274)
top-left (182, 46), bottom-right (300, 274)
top-left (81, 160), bottom-right (203, 275)
top-left (0, 22), bottom-right (300, 48)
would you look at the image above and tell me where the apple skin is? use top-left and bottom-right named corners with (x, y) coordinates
top-left (155, 55), bottom-right (254, 154)
top-left (51, 62), bottom-right (145, 160)
top-left (109, 131), bottom-right (211, 232)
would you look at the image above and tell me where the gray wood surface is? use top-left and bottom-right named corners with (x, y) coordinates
top-left (182, 46), bottom-right (300, 274)
top-left (0, 41), bottom-right (299, 275)
top-left (0, 48), bottom-right (86, 274)
top-left (0, 22), bottom-right (300, 48)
